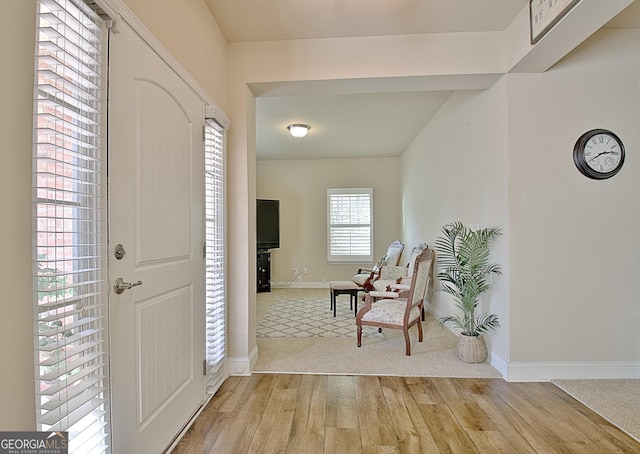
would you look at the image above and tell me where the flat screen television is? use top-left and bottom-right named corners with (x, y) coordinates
top-left (257, 199), bottom-right (280, 250)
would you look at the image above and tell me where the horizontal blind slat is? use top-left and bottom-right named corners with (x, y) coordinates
top-left (328, 188), bottom-right (373, 261)
top-left (204, 120), bottom-right (226, 393)
top-left (34, 1), bottom-right (110, 451)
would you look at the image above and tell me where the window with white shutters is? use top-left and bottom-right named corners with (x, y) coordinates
top-left (327, 188), bottom-right (373, 263)
top-left (204, 119), bottom-right (227, 394)
top-left (33, 0), bottom-right (111, 452)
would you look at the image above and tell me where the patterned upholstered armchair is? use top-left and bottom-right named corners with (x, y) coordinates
top-left (352, 240), bottom-right (404, 290)
top-left (369, 243), bottom-right (428, 292)
top-left (356, 247), bottom-right (435, 356)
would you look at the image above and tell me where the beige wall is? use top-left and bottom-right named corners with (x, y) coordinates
top-left (0, 0), bottom-right (37, 430)
top-left (402, 27), bottom-right (640, 379)
top-left (401, 81), bottom-right (510, 364)
top-left (257, 158), bottom-right (402, 285)
top-left (506, 28), bottom-right (640, 376)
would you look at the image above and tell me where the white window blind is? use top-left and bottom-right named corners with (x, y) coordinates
top-left (204, 119), bottom-right (227, 394)
top-left (33, 0), bottom-right (110, 452)
top-left (327, 188), bottom-right (373, 262)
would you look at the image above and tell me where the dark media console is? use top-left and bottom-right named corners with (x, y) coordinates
top-left (257, 250), bottom-right (271, 293)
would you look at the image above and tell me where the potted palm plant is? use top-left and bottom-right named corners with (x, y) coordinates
top-left (435, 221), bottom-right (502, 363)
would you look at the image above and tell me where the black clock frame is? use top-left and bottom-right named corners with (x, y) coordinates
top-left (573, 129), bottom-right (625, 180)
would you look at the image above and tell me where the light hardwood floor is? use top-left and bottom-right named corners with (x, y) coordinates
top-left (171, 374), bottom-right (640, 453)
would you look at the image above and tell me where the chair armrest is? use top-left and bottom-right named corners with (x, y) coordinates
top-left (357, 292), bottom-right (375, 318)
top-left (361, 268), bottom-right (383, 291)
top-left (369, 290), bottom-right (401, 299)
top-left (356, 267), bottom-right (375, 274)
top-left (388, 283), bottom-right (410, 298)
top-left (389, 283), bottom-right (410, 291)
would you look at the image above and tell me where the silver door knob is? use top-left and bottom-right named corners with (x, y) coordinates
top-left (114, 277), bottom-right (143, 294)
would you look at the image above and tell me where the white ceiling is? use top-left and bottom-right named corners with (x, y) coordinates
top-left (205, 0), bottom-right (640, 160)
top-left (256, 91), bottom-right (453, 160)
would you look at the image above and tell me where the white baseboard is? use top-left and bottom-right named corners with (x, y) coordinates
top-left (425, 303), bottom-right (640, 381)
top-left (272, 281), bottom-right (330, 289)
top-left (490, 351), bottom-right (509, 378)
top-left (506, 361), bottom-right (640, 381)
top-left (228, 345), bottom-right (259, 376)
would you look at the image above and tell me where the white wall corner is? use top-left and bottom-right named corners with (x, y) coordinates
top-left (427, 303), bottom-right (507, 378)
top-left (489, 351), bottom-right (509, 378)
top-left (505, 361), bottom-right (640, 382)
top-left (227, 345), bottom-right (259, 376)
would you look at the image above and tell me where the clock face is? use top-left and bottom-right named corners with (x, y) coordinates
top-left (573, 129), bottom-right (625, 180)
top-left (583, 132), bottom-right (623, 173)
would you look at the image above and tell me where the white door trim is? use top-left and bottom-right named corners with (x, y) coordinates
top-left (99, 0), bottom-right (229, 127)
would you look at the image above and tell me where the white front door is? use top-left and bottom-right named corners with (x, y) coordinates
top-left (108, 21), bottom-right (206, 453)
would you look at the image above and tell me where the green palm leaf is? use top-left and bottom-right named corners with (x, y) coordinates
top-left (435, 222), bottom-right (502, 336)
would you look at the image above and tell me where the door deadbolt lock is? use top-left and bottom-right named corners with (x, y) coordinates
top-left (114, 244), bottom-right (126, 260)
top-left (114, 277), bottom-right (143, 294)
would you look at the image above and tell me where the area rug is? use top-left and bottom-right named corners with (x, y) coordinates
top-left (256, 296), bottom-right (382, 338)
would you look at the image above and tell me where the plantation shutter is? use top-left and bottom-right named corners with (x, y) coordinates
top-left (33, 0), bottom-right (112, 452)
top-left (204, 118), bottom-right (228, 394)
top-left (327, 188), bottom-right (373, 262)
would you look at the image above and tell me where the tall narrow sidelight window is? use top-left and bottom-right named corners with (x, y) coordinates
top-left (204, 118), bottom-right (227, 394)
top-left (327, 188), bottom-right (374, 263)
top-left (33, 0), bottom-right (111, 452)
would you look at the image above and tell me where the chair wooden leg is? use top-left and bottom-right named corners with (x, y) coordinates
top-left (357, 325), bottom-right (362, 347)
top-left (403, 328), bottom-right (411, 356)
top-left (417, 319), bottom-right (423, 342)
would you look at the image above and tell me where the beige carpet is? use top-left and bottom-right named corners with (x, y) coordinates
top-left (553, 379), bottom-right (640, 442)
top-left (255, 288), bottom-right (501, 377)
top-left (256, 288), bottom-right (639, 442)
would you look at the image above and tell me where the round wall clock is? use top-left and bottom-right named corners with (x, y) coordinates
top-left (573, 129), bottom-right (625, 180)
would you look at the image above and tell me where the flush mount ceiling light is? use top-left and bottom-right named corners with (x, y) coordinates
top-left (287, 124), bottom-right (310, 138)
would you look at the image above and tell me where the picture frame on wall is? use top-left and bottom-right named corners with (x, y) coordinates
top-left (530, 0), bottom-right (581, 44)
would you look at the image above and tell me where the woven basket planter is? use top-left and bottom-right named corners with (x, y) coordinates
top-left (456, 333), bottom-right (487, 363)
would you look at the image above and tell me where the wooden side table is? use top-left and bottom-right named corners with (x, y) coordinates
top-left (329, 281), bottom-right (361, 317)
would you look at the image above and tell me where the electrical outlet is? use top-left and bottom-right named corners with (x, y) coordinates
top-left (302, 268), bottom-right (307, 274)
top-left (293, 267), bottom-right (298, 274)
